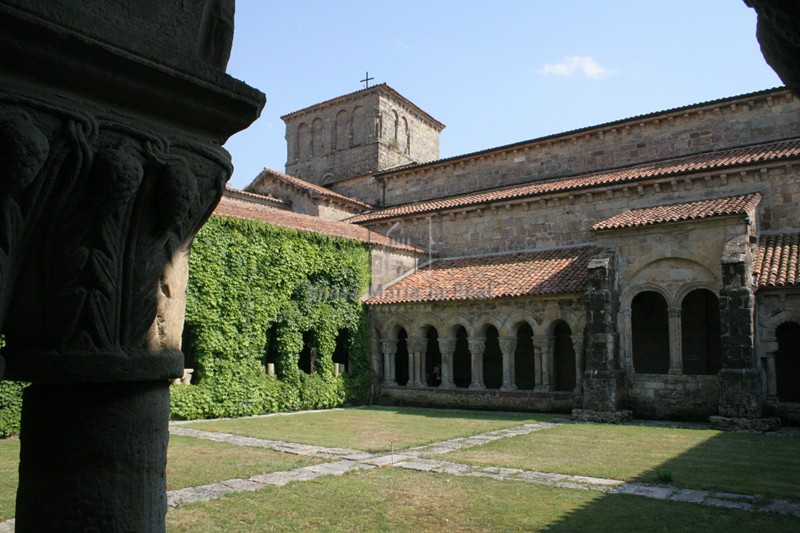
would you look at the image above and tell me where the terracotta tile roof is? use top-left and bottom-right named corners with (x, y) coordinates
top-left (213, 195), bottom-right (424, 254)
top-left (374, 87), bottom-right (788, 178)
top-left (754, 233), bottom-right (800, 288)
top-left (349, 138), bottom-right (798, 224)
top-left (592, 193), bottom-right (762, 230)
top-left (224, 186), bottom-right (288, 207)
top-left (366, 246), bottom-right (597, 305)
top-left (247, 168), bottom-right (372, 211)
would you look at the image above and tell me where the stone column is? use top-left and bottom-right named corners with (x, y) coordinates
top-left (468, 337), bottom-right (486, 389)
top-left (381, 340), bottom-right (397, 386)
top-left (439, 337), bottom-right (456, 388)
top-left (571, 334), bottom-right (584, 393)
top-left (498, 336), bottom-right (517, 390)
top-left (0, 3), bottom-right (264, 531)
top-left (408, 338), bottom-right (426, 387)
top-left (534, 337), bottom-right (553, 392)
top-left (765, 351), bottom-right (779, 402)
top-left (668, 307), bottom-right (683, 375)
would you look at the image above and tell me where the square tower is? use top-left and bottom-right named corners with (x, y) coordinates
top-left (282, 84), bottom-right (444, 186)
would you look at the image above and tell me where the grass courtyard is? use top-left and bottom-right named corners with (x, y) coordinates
top-left (0, 407), bottom-right (798, 531)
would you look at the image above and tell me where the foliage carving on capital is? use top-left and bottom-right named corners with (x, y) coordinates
top-left (0, 94), bottom-right (230, 381)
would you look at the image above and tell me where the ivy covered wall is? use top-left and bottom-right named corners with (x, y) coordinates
top-left (170, 214), bottom-right (372, 420)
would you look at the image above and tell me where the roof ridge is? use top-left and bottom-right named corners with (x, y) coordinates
top-left (349, 137), bottom-right (800, 224)
top-left (251, 168), bottom-right (372, 210)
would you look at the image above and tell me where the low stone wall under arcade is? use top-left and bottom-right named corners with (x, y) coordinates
top-left (626, 374), bottom-right (721, 421)
top-left (378, 385), bottom-right (576, 413)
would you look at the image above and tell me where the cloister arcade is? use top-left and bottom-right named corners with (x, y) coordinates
top-left (375, 299), bottom-right (585, 397)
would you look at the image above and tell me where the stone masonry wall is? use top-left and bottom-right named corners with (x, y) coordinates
top-left (627, 375), bottom-right (720, 420)
top-left (363, 163), bottom-right (799, 259)
top-left (284, 87), bottom-right (441, 187)
top-left (379, 89), bottom-right (800, 207)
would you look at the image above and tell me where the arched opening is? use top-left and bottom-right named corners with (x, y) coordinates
top-left (395, 328), bottom-right (409, 386)
top-left (296, 122), bottom-right (310, 161)
top-left (333, 329), bottom-right (350, 374)
top-left (482, 326), bottom-right (503, 389)
top-left (264, 323), bottom-right (280, 376)
top-left (334, 110), bottom-right (348, 150)
top-left (180, 322), bottom-right (198, 383)
top-left (351, 106), bottom-right (365, 145)
top-left (681, 289), bottom-right (721, 375)
top-left (552, 321), bottom-right (576, 392)
top-left (631, 291), bottom-right (669, 374)
top-left (515, 323), bottom-right (535, 390)
top-left (425, 327), bottom-right (441, 387)
top-left (312, 117), bottom-right (324, 156)
top-left (453, 326), bottom-right (471, 388)
top-left (776, 322), bottom-right (800, 402)
top-left (298, 331), bottom-right (317, 374)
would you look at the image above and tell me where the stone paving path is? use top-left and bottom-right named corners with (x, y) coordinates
top-left (1, 417), bottom-right (798, 531)
top-left (164, 419), bottom-right (800, 518)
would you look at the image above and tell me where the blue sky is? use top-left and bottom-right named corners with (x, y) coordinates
top-left (223, 1), bottom-right (782, 190)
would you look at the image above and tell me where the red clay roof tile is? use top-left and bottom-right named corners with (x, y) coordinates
top-left (592, 193), bottom-right (762, 230)
top-left (248, 168), bottom-right (373, 211)
top-left (213, 196), bottom-right (424, 254)
top-left (366, 246), bottom-right (596, 305)
top-left (349, 139), bottom-right (799, 224)
top-left (754, 233), bottom-right (800, 288)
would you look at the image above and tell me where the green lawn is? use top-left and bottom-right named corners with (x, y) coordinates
top-left (442, 422), bottom-right (800, 500)
top-left (166, 467), bottom-right (800, 533)
top-left (0, 437), bottom-right (18, 520)
top-left (181, 407), bottom-right (550, 452)
top-left (167, 435), bottom-right (321, 490)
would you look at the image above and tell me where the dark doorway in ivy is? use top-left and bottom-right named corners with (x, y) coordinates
top-left (299, 331), bottom-right (318, 374)
top-left (333, 329), bottom-right (350, 374)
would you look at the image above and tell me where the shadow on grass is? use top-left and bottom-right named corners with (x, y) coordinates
top-left (541, 428), bottom-right (800, 532)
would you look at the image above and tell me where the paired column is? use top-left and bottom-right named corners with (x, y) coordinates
top-left (668, 307), bottom-right (683, 374)
top-left (533, 337), bottom-right (553, 391)
top-left (571, 334), bottom-right (585, 393)
top-left (408, 338), bottom-right (426, 387)
top-left (468, 338), bottom-right (486, 389)
top-left (439, 338), bottom-right (456, 388)
top-left (381, 340), bottom-right (397, 386)
top-left (498, 336), bottom-right (517, 390)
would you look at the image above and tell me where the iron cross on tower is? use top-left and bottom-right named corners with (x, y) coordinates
top-left (360, 71), bottom-right (374, 88)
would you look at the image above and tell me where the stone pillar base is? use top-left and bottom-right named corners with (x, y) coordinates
top-left (581, 369), bottom-right (626, 412)
top-left (572, 408), bottom-right (633, 424)
top-left (16, 381), bottom-right (170, 532)
top-left (717, 368), bottom-right (764, 419)
top-left (709, 415), bottom-right (781, 432)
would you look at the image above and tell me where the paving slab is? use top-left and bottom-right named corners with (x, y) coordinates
top-left (705, 498), bottom-right (753, 511)
top-left (670, 489), bottom-right (709, 503)
top-left (613, 483), bottom-right (674, 500)
top-left (761, 500), bottom-right (800, 517)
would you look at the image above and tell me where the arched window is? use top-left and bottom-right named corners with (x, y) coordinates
top-left (296, 123), bottom-right (310, 161)
top-left (401, 117), bottom-right (409, 154)
top-left (776, 322), bottom-right (800, 402)
top-left (425, 327), bottom-right (441, 387)
top-left (681, 289), bottom-right (721, 375)
top-left (631, 291), bottom-right (669, 374)
top-left (298, 331), bottom-right (317, 374)
top-left (515, 323), bottom-right (535, 389)
top-left (312, 118), bottom-right (324, 156)
top-left (334, 110), bottom-right (348, 150)
top-left (392, 110), bottom-right (399, 144)
top-left (553, 321), bottom-right (576, 391)
top-left (482, 326), bottom-right (503, 389)
top-left (264, 323), bottom-right (280, 376)
top-left (453, 326), bottom-right (471, 388)
top-left (395, 328), bottom-right (409, 386)
top-left (351, 106), bottom-right (365, 146)
top-left (333, 329), bottom-right (350, 374)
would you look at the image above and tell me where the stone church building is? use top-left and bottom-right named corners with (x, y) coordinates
top-left (225, 83), bottom-right (800, 425)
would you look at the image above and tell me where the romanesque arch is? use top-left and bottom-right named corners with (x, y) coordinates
top-left (351, 106), bottom-right (366, 145)
top-left (680, 288), bottom-right (721, 375)
top-left (395, 327), bottom-right (409, 386)
top-left (452, 325), bottom-right (471, 388)
top-left (425, 326), bottom-right (442, 386)
top-left (514, 322), bottom-right (535, 390)
top-left (334, 109), bottom-right (349, 150)
top-left (481, 324), bottom-right (503, 389)
top-left (332, 328), bottom-right (350, 374)
top-left (631, 290), bottom-right (670, 374)
top-left (776, 321), bottom-right (800, 402)
top-left (298, 330), bottom-right (317, 374)
top-left (551, 320), bottom-right (576, 391)
top-left (296, 122), bottom-right (311, 161)
top-left (312, 117), bottom-right (324, 156)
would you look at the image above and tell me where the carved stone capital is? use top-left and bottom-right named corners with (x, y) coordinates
top-left (381, 340), bottom-right (398, 355)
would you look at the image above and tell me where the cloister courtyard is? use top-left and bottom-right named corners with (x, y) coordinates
top-left (2, 406), bottom-right (798, 532)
